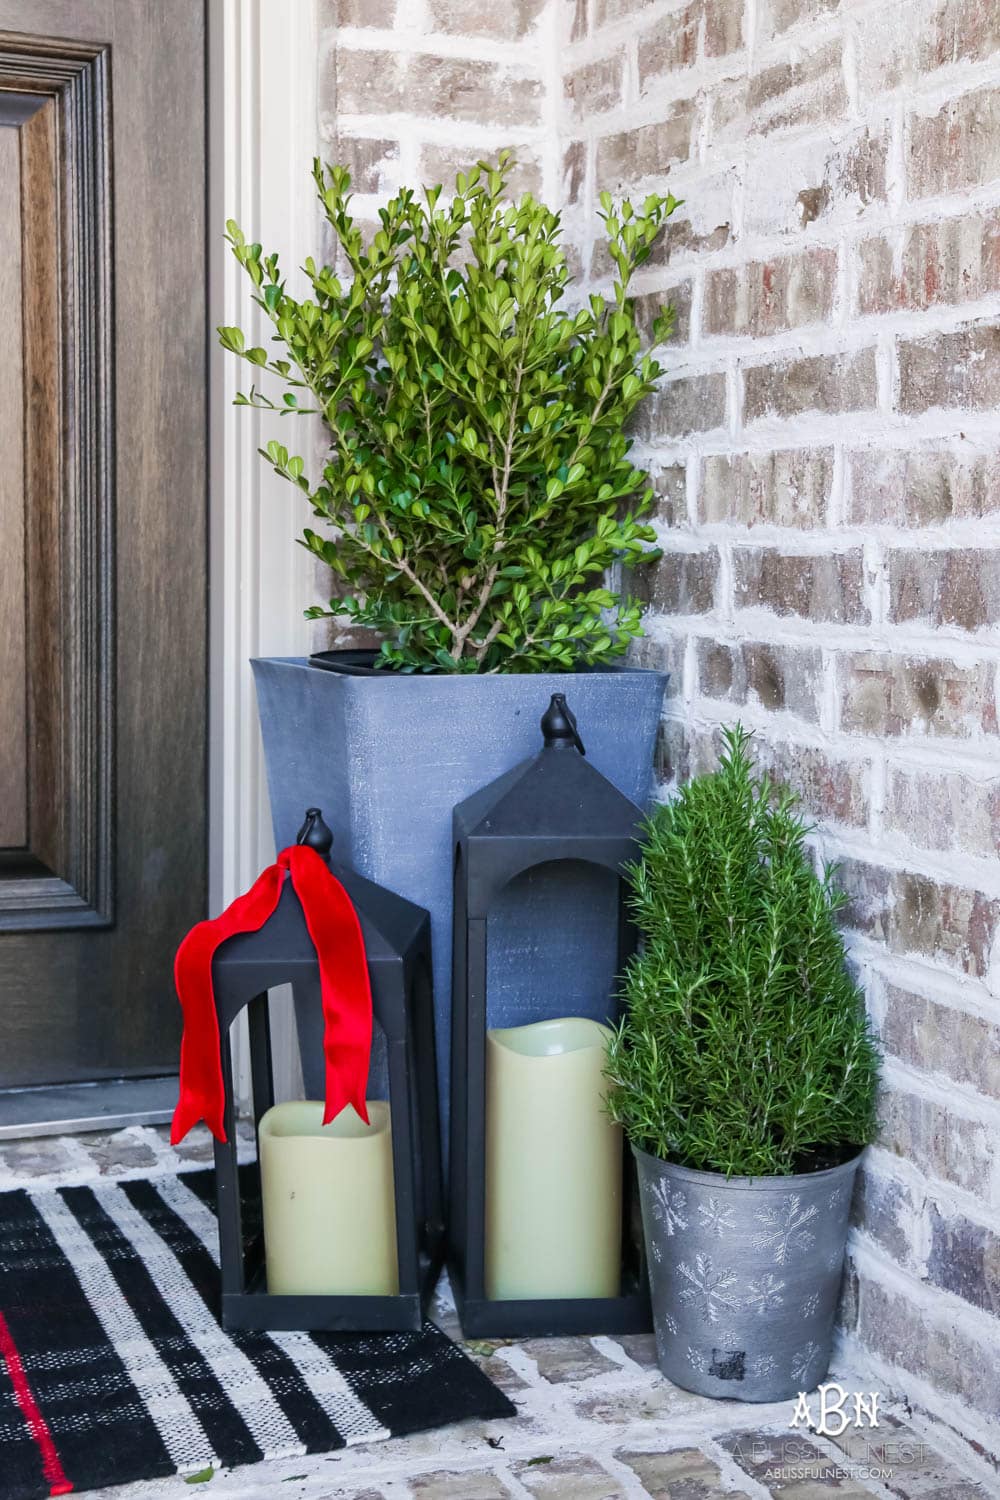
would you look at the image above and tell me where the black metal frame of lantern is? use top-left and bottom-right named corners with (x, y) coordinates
top-left (211, 808), bottom-right (445, 1333)
top-left (448, 695), bottom-right (653, 1338)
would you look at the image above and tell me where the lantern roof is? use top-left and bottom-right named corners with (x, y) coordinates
top-left (453, 693), bottom-right (643, 845)
top-left (214, 809), bottom-right (427, 977)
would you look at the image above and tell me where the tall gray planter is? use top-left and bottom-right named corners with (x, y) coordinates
top-left (634, 1145), bottom-right (862, 1402)
top-left (251, 658), bottom-right (666, 1147)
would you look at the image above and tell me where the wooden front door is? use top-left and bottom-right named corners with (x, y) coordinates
top-left (0, 1), bottom-right (206, 1089)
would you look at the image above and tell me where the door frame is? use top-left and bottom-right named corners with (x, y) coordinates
top-left (208, 0), bottom-right (320, 1102)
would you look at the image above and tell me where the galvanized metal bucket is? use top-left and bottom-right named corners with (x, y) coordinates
top-left (633, 1144), bottom-right (862, 1402)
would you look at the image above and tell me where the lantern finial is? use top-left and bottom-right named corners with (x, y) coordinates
top-left (540, 693), bottom-right (585, 755)
top-left (296, 806), bottom-right (334, 862)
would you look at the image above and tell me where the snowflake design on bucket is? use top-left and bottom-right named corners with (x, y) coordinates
top-left (743, 1273), bottom-right (786, 1315)
top-left (677, 1256), bottom-right (740, 1323)
top-left (802, 1291), bottom-right (820, 1318)
top-left (828, 1185), bottom-right (847, 1211)
top-left (696, 1197), bottom-right (736, 1238)
top-left (650, 1180), bottom-right (688, 1235)
top-left (751, 1353), bottom-right (776, 1379)
top-left (827, 1247), bottom-right (844, 1273)
top-left (662, 1312), bottom-right (678, 1336)
top-left (685, 1345), bottom-right (708, 1373)
top-left (752, 1194), bottom-right (819, 1265)
top-left (649, 1237), bottom-right (663, 1265)
top-left (790, 1341), bottom-right (823, 1385)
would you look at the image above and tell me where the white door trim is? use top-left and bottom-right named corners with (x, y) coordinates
top-left (208, 0), bottom-right (322, 1100)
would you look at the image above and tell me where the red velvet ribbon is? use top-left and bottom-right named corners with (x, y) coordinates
top-left (170, 844), bottom-right (372, 1145)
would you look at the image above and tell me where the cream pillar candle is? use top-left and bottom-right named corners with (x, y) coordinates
top-left (485, 1017), bottom-right (622, 1300)
top-left (259, 1100), bottom-right (398, 1296)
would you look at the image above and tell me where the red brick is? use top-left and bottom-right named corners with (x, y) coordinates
top-left (425, 0), bottom-right (548, 39)
top-left (851, 1168), bottom-right (922, 1271)
top-left (878, 1087), bottom-right (997, 1198)
top-left (742, 124), bottom-right (888, 235)
top-left (595, 104), bottom-right (696, 186)
top-left (733, 547), bottom-right (868, 623)
top-left (848, 447), bottom-right (1000, 526)
top-left (650, 463), bottom-right (688, 527)
top-left (703, 0), bottom-right (744, 56)
top-left (700, 449), bottom-right (834, 527)
top-left (335, 49), bottom-right (542, 125)
top-left (859, 213), bottom-right (1000, 315)
top-left (891, 872), bottom-right (997, 978)
top-left (859, 0), bottom-right (1000, 101)
top-left (565, 52), bottom-right (625, 118)
top-left (899, 325), bottom-right (1000, 414)
top-left (634, 281), bottom-right (692, 347)
top-left (838, 860), bottom-right (997, 977)
top-left (636, 373), bottom-right (727, 440)
top-left (561, 141), bottom-right (585, 204)
top-left (704, 247), bottom-right (838, 337)
top-left (332, 0), bottom-right (396, 24)
top-left (743, 348), bottom-right (877, 422)
top-left (748, 38), bottom-right (847, 136)
top-left (633, 547), bottom-right (719, 613)
top-left (917, 0), bottom-right (1000, 68)
top-left (857, 1279), bottom-right (1000, 1428)
top-left (638, 4), bottom-right (699, 86)
top-left (927, 1204), bottom-right (1000, 1318)
top-left (619, 1450), bottom-right (734, 1496)
top-left (594, 0), bottom-right (634, 23)
top-left (882, 982), bottom-right (1000, 1097)
top-left (888, 548), bottom-right (1000, 631)
top-left (759, 0), bottom-right (839, 39)
top-left (330, 135), bottom-right (399, 192)
top-left (885, 767), bottom-right (1000, 857)
top-left (696, 638), bottom-right (825, 720)
top-left (908, 84), bottom-right (1000, 198)
top-left (750, 737), bottom-right (869, 826)
top-left (421, 142), bottom-right (542, 197)
top-left (628, 632), bottom-right (686, 694)
top-left (838, 652), bottom-right (997, 737)
top-left (637, 0), bottom-right (742, 82)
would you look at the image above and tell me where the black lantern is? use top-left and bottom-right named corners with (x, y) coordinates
top-left (211, 809), bottom-right (444, 1332)
top-left (448, 695), bottom-right (652, 1338)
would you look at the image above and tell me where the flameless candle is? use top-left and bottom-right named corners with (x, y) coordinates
top-left (259, 1100), bottom-right (398, 1296)
top-left (485, 1017), bottom-right (622, 1301)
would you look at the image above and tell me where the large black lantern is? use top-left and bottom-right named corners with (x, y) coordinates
top-left (211, 809), bottom-right (444, 1332)
top-left (449, 695), bottom-right (652, 1337)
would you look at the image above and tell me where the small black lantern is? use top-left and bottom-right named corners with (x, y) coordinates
top-left (449, 695), bottom-right (652, 1338)
top-left (211, 808), bottom-right (444, 1332)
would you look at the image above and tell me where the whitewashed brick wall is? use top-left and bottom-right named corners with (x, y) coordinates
top-left (560, 0), bottom-right (1000, 1460)
top-left (318, 0), bottom-right (1000, 1461)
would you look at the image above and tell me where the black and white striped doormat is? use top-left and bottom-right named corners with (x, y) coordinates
top-left (0, 1169), bottom-right (514, 1499)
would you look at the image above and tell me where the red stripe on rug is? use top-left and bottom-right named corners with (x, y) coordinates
top-left (0, 1309), bottom-right (73, 1495)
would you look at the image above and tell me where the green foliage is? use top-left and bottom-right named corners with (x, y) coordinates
top-left (219, 153), bottom-right (679, 672)
top-left (605, 726), bottom-right (880, 1177)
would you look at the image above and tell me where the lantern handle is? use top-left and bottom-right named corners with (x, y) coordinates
top-left (296, 806), bottom-right (334, 863)
top-left (541, 692), bottom-right (586, 755)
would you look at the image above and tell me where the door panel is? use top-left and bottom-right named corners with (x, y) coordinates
top-left (0, 1), bottom-right (206, 1088)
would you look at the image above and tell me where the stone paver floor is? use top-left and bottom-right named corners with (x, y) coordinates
top-left (0, 1125), bottom-right (992, 1500)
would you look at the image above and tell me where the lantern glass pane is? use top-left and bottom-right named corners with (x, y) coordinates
top-left (485, 859), bottom-right (619, 1032)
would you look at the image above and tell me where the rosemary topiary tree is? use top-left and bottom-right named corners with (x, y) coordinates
top-left (219, 154), bottom-right (678, 672)
top-left (605, 726), bottom-right (880, 1178)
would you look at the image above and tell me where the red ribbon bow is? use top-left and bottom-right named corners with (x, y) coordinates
top-left (170, 844), bottom-right (372, 1144)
